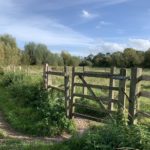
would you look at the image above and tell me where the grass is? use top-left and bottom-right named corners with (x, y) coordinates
top-left (0, 123), bottom-right (149, 150)
top-left (0, 72), bottom-right (75, 136)
top-left (0, 66), bottom-right (150, 149)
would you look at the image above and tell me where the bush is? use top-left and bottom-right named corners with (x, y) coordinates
top-left (60, 124), bottom-right (150, 150)
top-left (0, 73), bottom-right (75, 136)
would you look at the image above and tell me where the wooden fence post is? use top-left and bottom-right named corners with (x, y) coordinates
top-left (128, 68), bottom-right (142, 125)
top-left (64, 66), bottom-right (70, 118)
top-left (48, 66), bottom-right (52, 85)
top-left (118, 68), bottom-right (126, 116)
top-left (108, 67), bottom-right (116, 111)
top-left (69, 66), bottom-right (75, 119)
top-left (82, 66), bottom-right (87, 95)
top-left (43, 63), bottom-right (49, 90)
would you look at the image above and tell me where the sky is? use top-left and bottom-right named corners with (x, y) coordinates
top-left (0, 0), bottom-right (150, 56)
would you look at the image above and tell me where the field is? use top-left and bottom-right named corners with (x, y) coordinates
top-left (0, 65), bottom-right (150, 149)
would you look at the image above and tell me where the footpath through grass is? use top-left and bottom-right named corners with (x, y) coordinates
top-left (0, 71), bottom-right (150, 149)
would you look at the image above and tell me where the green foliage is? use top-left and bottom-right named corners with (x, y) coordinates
top-left (0, 34), bottom-right (20, 65)
top-left (0, 124), bottom-right (149, 150)
top-left (57, 124), bottom-right (150, 150)
top-left (0, 130), bottom-right (4, 138)
top-left (0, 66), bottom-right (4, 75)
top-left (0, 73), bottom-right (75, 136)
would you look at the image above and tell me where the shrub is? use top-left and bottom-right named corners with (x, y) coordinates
top-left (0, 73), bottom-right (75, 136)
top-left (61, 124), bottom-right (150, 150)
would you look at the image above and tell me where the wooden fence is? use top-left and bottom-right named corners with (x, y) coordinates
top-left (43, 64), bottom-right (150, 125)
top-left (128, 68), bottom-right (150, 124)
top-left (70, 67), bottom-right (128, 122)
top-left (43, 64), bottom-right (70, 117)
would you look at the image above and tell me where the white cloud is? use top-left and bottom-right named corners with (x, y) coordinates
top-left (89, 39), bottom-right (125, 54)
top-left (81, 10), bottom-right (98, 19)
top-left (129, 38), bottom-right (150, 50)
top-left (2, 17), bottom-right (94, 46)
top-left (0, 1), bottom-right (94, 48)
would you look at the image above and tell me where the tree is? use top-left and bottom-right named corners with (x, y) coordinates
top-left (123, 48), bottom-right (140, 67)
top-left (0, 34), bottom-right (20, 65)
top-left (144, 49), bottom-right (150, 67)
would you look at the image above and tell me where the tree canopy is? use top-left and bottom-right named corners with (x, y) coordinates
top-left (0, 34), bottom-right (150, 68)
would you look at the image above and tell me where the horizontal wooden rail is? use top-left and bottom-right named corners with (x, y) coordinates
top-left (140, 91), bottom-right (150, 98)
top-left (48, 85), bottom-right (64, 92)
top-left (73, 93), bottom-right (118, 104)
top-left (142, 75), bottom-right (150, 81)
top-left (74, 83), bottom-right (119, 91)
top-left (74, 72), bottom-right (129, 80)
top-left (46, 71), bottom-right (65, 76)
top-left (73, 112), bottom-right (104, 122)
top-left (138, 111), bottom-right (150, 118)
top-left (73, 103), bottom-right (116, 114)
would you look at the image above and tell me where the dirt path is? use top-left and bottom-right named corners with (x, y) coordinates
top-left (0, 111), bottom-right (93, 143)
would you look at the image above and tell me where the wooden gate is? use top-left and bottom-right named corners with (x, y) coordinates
top-left (69, 67), bottom-right (128, 122)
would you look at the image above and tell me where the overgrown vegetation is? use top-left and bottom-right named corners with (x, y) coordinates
top-left (0, 72), bottom-right (75, 136)
top-left (0, 124), bottom-right (149, 150)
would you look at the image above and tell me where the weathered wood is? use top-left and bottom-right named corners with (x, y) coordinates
top-left (128, 68), bottom-right (142, 125)
top-left (138, 111), bottom-right (150, 118)
top-left (82, 66), bottom-right (87, 95)
top-left (118, 68), bottom-right (126, 115)
top-left (78, 75), bottom-right (114, 120)
top-left (74, 71), bottom-right (129, 80)
top-left (64, 66), bottom-right (70, 118)
top-left (73, 112), bottom-right (104, 122)
top-left (43, 63), bottom-right (49, 89)
top-left (142, 75), bottom-right (150, 81)
top-left (48, 66), bottom-right (52, 85)
top-left (74, 83), bottom-right (119, 91)
top-left (69, 66), bottom-right (75, 119)
top-left (73, 103), bottom-right (116, 114)
top-left (73, 93), bottom-right (118, 104)
top-left (108, 67), bottom-right (116, 111)
top-left (48, 85), bottom-right (64, 92)
top-left (140, 91), bottom-right (150, 98)
top-left (46, 71), bottom-right (65, 76)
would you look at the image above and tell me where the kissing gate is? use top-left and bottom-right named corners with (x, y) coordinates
top-left (43, 64), bottom-right (150, 125)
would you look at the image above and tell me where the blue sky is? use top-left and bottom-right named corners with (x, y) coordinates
top-left (0, 0), bottom-right (150, 56)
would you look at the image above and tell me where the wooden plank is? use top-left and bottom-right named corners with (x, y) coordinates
top-left (73, 103), bottom-right (116, 114)
top-left (78, 75), bottom-right (114, 120)
top-left (64, 66), bottom-right (70, 118)
top-left (73, 112), bottom-right (104, 122)
top-left (128, 68), bottom-right (142, 125)
top-left (73, 93), bottom-right (118, 104)
top-left (142, 75), bottom-right (150, 81)
top-left (47, 71), bottom-right (65, 76)
top-left (138, 111), bottom-right (150, 118)
top-left (82, 66), bottom-right (87, 95)
top-left (43, 63), bottom-right (48, 89)
top-left (69, 66), bottom-right (75, 119)
top-left (140, 91), bottom-right (150, 98)
top-left (48, 85), bottom-right (64, 92)
top-left (108, 67), bottom-right (116, 111)
top-left (74, 72), bottom-right (129, 80)
top-left (74, 83), bottom-right (119, 91)
top-left (118, 68), bottom-right (126, 114)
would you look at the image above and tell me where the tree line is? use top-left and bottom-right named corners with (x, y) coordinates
top-left (0, 34), bottom-right (81, 66)
top-left (0, 34), bottom-right (150, 68)
top-left (80, 48), bottom-right (150, 68)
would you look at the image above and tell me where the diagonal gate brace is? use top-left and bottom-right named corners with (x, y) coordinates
top-left (78, 75), bottom-right (114, 121)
